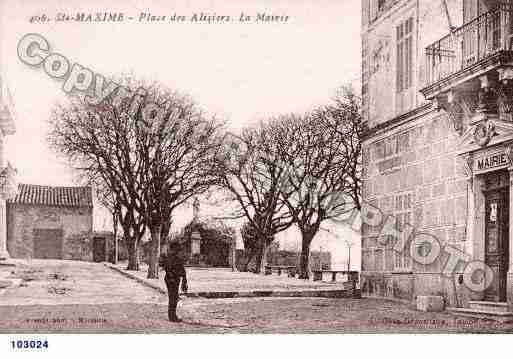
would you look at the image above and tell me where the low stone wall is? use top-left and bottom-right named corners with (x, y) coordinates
top-left (361, 272), bottom-right (480, 308)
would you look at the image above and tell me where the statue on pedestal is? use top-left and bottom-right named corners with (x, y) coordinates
top-left (192, 197), bottom-right (200, 222)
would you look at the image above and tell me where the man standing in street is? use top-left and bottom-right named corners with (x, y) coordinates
top-left (160, 242), bottom-right (188, 322)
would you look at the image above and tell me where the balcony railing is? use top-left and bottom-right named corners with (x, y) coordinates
top-left (425, 3), bottom-right (513, 91)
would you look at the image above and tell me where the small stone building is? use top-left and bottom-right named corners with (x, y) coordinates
top-left (6, 184), bottom-right (93, 260)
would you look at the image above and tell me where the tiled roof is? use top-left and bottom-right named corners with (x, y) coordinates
top-left (8, 184), bottom-right (93, 208)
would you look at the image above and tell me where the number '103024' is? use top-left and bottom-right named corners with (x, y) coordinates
top-left (11, 340), bottom-right (49, 349)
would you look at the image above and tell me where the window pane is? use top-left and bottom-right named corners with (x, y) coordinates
top-left (404, 254), bottom-right (411, 269)
top-left (395, 195), bottom-right (402, 211)
top-left (405, 212), bottom-right (411, 225)
top-left (375, 249), bottom-right (383, 271)
top-left (396, 213), bottom-right (403, 230)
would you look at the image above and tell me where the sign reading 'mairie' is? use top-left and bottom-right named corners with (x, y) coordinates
top-left (475, 152), bottom-right (508, 172)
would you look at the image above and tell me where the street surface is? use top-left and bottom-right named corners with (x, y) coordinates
top-left (1, 260), bottom-right (512, 333)
top-left (111, 261), bottom-right (346, 293)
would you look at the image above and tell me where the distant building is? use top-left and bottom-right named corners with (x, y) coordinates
top-left (7, 184), bottom-right (93, 260)
top-left (267, 246), bottom-right (332, 271)
top-left (91, 230), bottom-right (128, 263)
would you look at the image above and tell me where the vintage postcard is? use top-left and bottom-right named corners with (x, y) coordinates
top-left (1, 0), bottom-right (513, 351)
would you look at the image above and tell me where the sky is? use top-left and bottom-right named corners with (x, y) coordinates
top-left (0, 0), bottom-right (362, 269)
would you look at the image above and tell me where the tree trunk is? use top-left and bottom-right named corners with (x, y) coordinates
top-left (254, 248), bottom-right (263, 274)
top-left (160, 220), bottom-right (171, 248)
top-left (242, 253), bottom-right (251, 272)
top-left (259, 239), bottom-right (270, 275)
top-left (112, 211), bottom-right (119, 264)
top-left (242, 249), bottom-right (256, 272)
top-left (147, 224), bottom-right (162, 279)
top-left (299, 232), bottom-right (315, 279)
top-left (231, 239), bottom-right (238, 272)
top-left (127, 237), bottom-right (139, 271)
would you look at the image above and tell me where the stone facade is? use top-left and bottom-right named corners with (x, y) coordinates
top-left (6, 184), bottom-right (93, 260)
top-left (361, 0), bottom-right (513, 307)
top-left (7, 203), bottom-right (93, 260)
top-left (361, 108), bottom-right (474, 304)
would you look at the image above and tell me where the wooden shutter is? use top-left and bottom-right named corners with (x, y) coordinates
top-left (396, 18), bottom-right (413, 93)
top-left (463, 0), bottom-right (490, 21)
top-left (463, 0), bottom-right (478, 23)
top-left (396, 23), bottom-right (404, 93)
top-left (406, 18), bottom-right (413, 89)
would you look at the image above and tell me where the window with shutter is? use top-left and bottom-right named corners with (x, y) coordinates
top-left (393, 193), bottom-right (413, 271)
top-left (396, 17), bottom-right (413, 93)
top-left (378, 0), bottom-right (386, 12)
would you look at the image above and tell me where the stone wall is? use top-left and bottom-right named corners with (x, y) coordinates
top-left (362, 0), bottom-right (463, 128)
top-left (361, 109), bottom-right (471, 305)
top-left (6, 203), bottom-right (93, 260)
top-left (360, 0), bottom-right (479, 306)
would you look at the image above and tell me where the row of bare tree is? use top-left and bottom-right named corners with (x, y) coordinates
top-left (48, 77), bottom-right (362, 279)
top-left (219, 89), bottom-right (362, 278)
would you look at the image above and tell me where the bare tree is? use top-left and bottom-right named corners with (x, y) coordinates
top-left (48, 90), bottom-right (147, 271)
top-left (215, 121), bottom-right (294, 274)
top-left (48, 77), bottom-right (223, 277)
top-left (277, 89), bottom-right (362, 279)
top-left (132, 84), bottom-right (224, 278)
top-left (321, 87), bottom-right (363, 211)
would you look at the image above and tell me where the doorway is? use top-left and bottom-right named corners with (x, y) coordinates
top-left (93, 237), bottom-right (107, 262)
top-left (484, 187), bottom-right (509, 302)
top-left (33, 228), bottom-right (63, 259)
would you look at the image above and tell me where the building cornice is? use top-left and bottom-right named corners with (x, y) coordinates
top-left (362, 102), bottom-right (434, 142)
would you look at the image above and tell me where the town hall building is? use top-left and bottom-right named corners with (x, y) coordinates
top-left (361, 0), bottom-right (513, 313)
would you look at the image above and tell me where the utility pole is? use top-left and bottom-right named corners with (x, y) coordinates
top-left (112, 203), bottom-right (120, 265)
top-left (345, 239), bottom-right (353, 272)
top-left (347, 243), bottom-right (351, 272)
